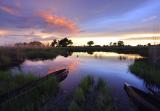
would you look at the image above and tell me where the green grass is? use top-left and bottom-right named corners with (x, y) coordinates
top-left (0, 71), bottom-right (37, 94)
top-left (68, 76), bottom-right (115, 111)
top-left (0, 71), bottom-right (59, 111)
top-left (79, 76), bottom-right (93, 93)
top-left (129, 60), bottom-right (160, 86)
top-left (94, 79), bottom-right (113, 111)
top-left (68, 101), bottom-right (80, 111)
top-left (73, 88), bottom-right (85, 105)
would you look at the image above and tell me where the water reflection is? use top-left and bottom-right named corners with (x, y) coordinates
top-left (11, 56), bottom-right (79, 77)
top-left (10, 52), bottom-right (149, 111)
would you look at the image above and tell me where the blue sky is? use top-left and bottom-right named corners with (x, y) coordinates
top-left (0, 0), bottom-right (160, 45)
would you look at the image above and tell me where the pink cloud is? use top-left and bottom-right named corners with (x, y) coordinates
top-left (0, 5), bottom-right (18, 15)
top-left (39, 12), bottom-right (79, 34)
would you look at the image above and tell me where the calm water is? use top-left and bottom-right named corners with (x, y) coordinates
top-left (11, 52), bottom-right (148, 111)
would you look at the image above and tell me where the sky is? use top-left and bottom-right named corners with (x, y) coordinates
top-left (0, 0), bottom-right (160, 46)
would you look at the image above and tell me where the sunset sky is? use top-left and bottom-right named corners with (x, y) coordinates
top-left (0, 0), bottom-right (160, 46)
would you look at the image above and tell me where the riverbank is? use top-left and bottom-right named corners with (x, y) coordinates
top-left (0, 70), bottom-right (116, 111)
top-left (0, 70), bottom-right (59, 111)
top-left (0, 46), bottom-right (152, 69)
top-left (129, 59), bottom-right (160, 87)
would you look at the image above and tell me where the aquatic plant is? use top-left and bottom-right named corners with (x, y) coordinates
top-left (68, 76), bottom-right (116, 111)
top-left (130, 60), bottom-right (160, 86)
top-left (93, 79), bottom-right (113, 111)
top-left (79, 76), bottom-right (94, 93)
top-left (0, 71), bottom-right (37, 95)
top-left (73, 88), bottom-right (85, 105)
top-left (0, 71), bottom-right (59, 111)
top-left (68, 100), bottom-right (80, 111)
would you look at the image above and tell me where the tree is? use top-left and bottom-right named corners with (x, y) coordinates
top-left (87, 41), bottom-right (94, 46)
top-left (117, 41), bottom-right (124, 47)
top-left (109, 42), bottom-right (112, 46)
top-left (113, 42), bottom-right (117, 46)
top-left (147, 43), bottom-right (151, 46)
top-left (51, 39), bottom-right (57, 47)
top-left (29, 41), bottom-right (44, 47)
top-left (57, 38), bottom-right (73, 47)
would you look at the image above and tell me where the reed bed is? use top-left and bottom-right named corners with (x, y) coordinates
top-left (130, 60), bottom-right (160, 86)
top-left (0, 71), bottom-right (59, 111)
top-left (68, 76), bottom-right (116, 111)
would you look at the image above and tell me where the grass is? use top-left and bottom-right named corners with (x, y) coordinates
top-left (94, 79), bottom-right (113, 111)
top-left (0, 46), bottom-right (152, 69)
top-left (0, 47), bottom-right (72, 68)
top-left (68, 101), bottom-right (80, 111)
top-left (0, 47), bottom-right (24, 69)
top-left (68, 76), bottom-right (116, 111)
top-left (23, 47), bottom-right (71, 60)
top-left (79, 76), bottom-right (93, 93)
top-left (0, 71), bottom-right (59, 111)
top-left (129, 60), bottom-right (160, 86)
top-left (0, 71), bottom-right (37, 95)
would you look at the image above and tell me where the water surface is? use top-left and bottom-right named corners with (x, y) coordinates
top-left (11, 52), bottom-right (147, 111)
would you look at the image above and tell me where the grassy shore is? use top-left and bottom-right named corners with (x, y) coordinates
top-left (68, 76), bottom-right (116, 111)
top-left (67, 46), bottom-right (149, 57)
top-left (0, 71), bottom-right (37, 95)
top-left (0, 46), bottom-right (151, 69)
top-left (0, 47), bottom-right (72, 69)
top-left (0, 71), bottom-right (59, 111)
top-left (129, 59), bottom-right (160, 86)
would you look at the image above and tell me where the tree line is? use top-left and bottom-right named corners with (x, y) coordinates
top-left (15, 38), bottom-right (156, 48)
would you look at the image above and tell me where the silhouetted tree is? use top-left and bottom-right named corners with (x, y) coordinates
top-left (51, 39), bottom-right (57, 47)
top-left (113, 42), bottom-right (117, 46)
top-left (29, 41), bottom-right (44, 47)
top-left (117, 41), bottom-right (124, 46)
top-left (87, 41), bottom-right (94, 46)
top-left (57, 38), bottom-right (73, 47)
top-left (147, 43), bottom-right (151, 46)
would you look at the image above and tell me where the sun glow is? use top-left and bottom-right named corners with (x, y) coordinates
top-left (0, 30), bottom-right (9, 36)
top-left (69, 33), bottom-right (160, 46)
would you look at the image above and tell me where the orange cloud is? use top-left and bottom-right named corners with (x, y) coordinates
top-left (39, 12), bottom-right (79, 34)
top-left (0, 6), bottom-right (18, 15)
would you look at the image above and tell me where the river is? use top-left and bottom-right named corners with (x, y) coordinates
top-left (11, 52), bottom-right (149, 111)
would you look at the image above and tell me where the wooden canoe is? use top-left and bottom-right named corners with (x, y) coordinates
top-left (0, 69), bottom-right (69, 105)
top-left (124, 83), bottom-right (160, 111)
